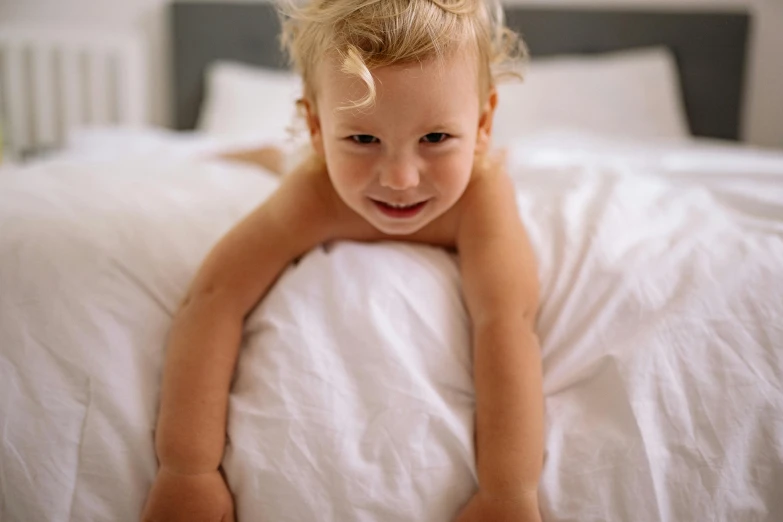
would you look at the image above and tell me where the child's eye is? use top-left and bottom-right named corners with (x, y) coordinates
top-left (350, 135), bottom-right (379, 144)
top-left (421, 132), bottom-right (449, 144)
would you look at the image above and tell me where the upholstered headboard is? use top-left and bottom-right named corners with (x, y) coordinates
top-left (170, 2), bottom-right (750, 140)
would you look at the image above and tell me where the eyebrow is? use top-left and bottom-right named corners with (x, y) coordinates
top-left (333, 118), bottom-right (463, 134)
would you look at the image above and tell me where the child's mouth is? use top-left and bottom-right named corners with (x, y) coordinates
top-left (371, 199), bottom-right (429, 219)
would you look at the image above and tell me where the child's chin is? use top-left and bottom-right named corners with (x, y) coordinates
top-left (366, 215), bottom-right (430, 236)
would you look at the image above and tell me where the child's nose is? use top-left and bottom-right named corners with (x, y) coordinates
top-left (379, 157), bottom-right (420, 190)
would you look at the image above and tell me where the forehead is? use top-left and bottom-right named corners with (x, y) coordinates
top-left (315, 53), bottom-right (480, 123)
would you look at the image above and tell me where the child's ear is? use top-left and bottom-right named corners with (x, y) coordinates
top-left (476, 87), bottom-right (498, 154)
top-left (301, 99), bottom-right (325, 157)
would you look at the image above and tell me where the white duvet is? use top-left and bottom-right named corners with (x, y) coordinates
top-left (1, 132), bottom-right (782, 522)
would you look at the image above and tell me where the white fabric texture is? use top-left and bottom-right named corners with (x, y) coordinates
top-left (1, 136), bottom-right (782, 521)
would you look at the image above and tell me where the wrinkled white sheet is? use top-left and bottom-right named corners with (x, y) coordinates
top-left (1, 134), bottom-right (782, 522)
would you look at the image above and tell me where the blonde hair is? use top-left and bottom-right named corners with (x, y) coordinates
top-left (279, 0), bottom-right (527, 110)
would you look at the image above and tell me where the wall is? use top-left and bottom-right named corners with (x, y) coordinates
top-left (1, 0), bottom-right (781, 148)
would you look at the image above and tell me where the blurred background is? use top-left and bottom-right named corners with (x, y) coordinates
top-left (0, 0), bottom-right (781, 163)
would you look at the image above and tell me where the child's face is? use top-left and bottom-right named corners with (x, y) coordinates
top-left (306, 52), bottom-right (496, 235)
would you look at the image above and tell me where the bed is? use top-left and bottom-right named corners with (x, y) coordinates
top-left (2, 2), bottom-right (782, 522)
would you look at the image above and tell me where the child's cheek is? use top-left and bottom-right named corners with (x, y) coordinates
top-left (433, 154), bottom-right (472, 186)
top-left (330, 154), bottom-right (375, 190)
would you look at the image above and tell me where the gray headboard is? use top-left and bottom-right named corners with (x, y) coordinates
top-left (171, 2), bottom-right (751, 141)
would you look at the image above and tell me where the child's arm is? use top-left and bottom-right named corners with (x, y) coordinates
top-left (455, 161), bottom-right (544, 519)
top-left (156, 157), bottom-right (336, 471)
top-left (142, 157), bottom-right (336, 520)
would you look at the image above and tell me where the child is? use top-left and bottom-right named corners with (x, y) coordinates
top-left (141, 0), bottom-right (543, 520)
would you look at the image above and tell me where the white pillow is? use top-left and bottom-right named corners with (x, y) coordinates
top-left (493, 47), bottom-right (690, 146)
top-left (197, 61), bottom-right (306, 143)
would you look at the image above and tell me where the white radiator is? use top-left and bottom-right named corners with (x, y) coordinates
top-left (0, 25), bottom-right (147, 161)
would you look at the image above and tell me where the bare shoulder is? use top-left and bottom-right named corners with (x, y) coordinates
top-left (185, 158), bottom-right (341, 315)
top-left (263, 155), bottom-right (344, 236)
top-left (455, 160), bottom-right (540, 325)
top-left (457, 161), bottom-right (527, 242)
top-left (229, 158), bottom-right (341, 258)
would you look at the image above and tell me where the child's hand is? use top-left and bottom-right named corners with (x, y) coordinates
top-left (140, 467), bottom-right (235, 522)
top-left (454, 490), bottom-right (542, 522)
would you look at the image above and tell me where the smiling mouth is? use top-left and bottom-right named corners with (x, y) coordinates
top-left (370, 198), bottom-right (429, 219)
